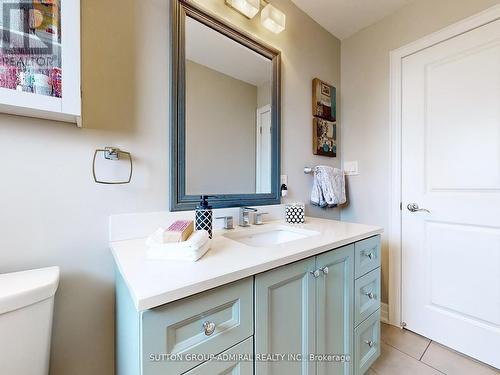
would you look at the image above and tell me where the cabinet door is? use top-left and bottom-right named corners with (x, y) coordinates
top-left (255, 257), bottom-right (316, 375)
top-left (316, 245), bottom-right (354, 375)
top-left (184, 337), bottom-right (254, 375)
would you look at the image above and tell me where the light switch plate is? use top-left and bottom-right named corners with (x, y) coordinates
top-left (281, 175), bottom-right (288, 185)
top-left (344, 161), bottom-right (359, 176)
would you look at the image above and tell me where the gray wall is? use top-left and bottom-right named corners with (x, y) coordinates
top-left (340, 0), bottom-right (499, 303)
top-left (0, 0), bottom-right (340, 374)
top-left (185, 60), bottom-right (257, 195)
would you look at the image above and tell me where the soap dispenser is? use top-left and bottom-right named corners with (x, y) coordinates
top-left (195, 195), bottom-right (215, 238)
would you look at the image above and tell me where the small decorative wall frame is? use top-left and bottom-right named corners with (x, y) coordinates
top-left (313, 118), bottom-right (337, 157)
top-left (312, 78), bottom-right (337, 157)
top-left (312, 78), bottom-right (336, 122)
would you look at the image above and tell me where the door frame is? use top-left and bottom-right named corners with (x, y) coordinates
top-left (256, 104), bottom-right (272, 193)
top-left (388, 4), bottom-right (500, 327)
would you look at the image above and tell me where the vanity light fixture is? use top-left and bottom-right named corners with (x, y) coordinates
top-left (224, 0), bottom-right (260, 19)
top-left (260, 3), bottom-right (286, 34)
top-left (225, 0), bottom-right (286, 34)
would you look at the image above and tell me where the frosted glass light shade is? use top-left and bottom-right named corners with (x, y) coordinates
top-left (261, 4), bottom-right (286, 34)
top-left (225, 0), bottom-right (260, 19)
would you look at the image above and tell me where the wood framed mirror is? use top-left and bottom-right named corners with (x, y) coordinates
top-left (170, 0), bottom-right (281, 211)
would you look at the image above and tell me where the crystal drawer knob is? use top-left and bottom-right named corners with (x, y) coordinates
top-left (364, 291), bottom-right (374, 299)
top-left (320, 266), bottom-right (329, 275)
top-left (365, 252), bottom-right (375, 259)
top-left (203, 321), bottom-right (216, 336)
top-left (364, 340), bottom-right (376, 348)
top-left (310, 269), bottom-right (320, 278)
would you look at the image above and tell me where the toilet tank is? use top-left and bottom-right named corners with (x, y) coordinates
top-left (0, 267), bottom-right (60, 375)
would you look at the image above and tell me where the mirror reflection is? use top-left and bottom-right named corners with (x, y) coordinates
top-left (185, 16), bottom-right (273, 195)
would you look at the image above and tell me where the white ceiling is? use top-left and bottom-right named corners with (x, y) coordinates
top-left (291, 0), bottom-right (414, 40)
top-left (186, 17), bottom-right (271, 86)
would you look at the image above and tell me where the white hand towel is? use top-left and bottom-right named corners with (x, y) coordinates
top-left (310, 166), bottom-right (346, 207)
top-left (146, 230), bottom-right (211, 261)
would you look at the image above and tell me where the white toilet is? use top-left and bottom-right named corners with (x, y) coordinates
top-left (0, 267), bottom-right (60, 375)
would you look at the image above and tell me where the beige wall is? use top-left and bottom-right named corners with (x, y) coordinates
top-left (0, 1), bottom-right (340, 374)
top-left (340, 0), bottom-right (499, 303)
top-left (185, 60), bottom-right (257, 194)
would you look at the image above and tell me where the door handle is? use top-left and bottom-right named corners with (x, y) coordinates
top-left (407, 203), bottom-right (430, 213)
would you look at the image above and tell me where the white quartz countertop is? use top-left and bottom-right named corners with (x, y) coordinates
top-left (110, 217), bottom-right (383, 311)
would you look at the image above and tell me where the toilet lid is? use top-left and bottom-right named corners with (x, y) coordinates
top-left (0, 267), bottom-right (60, 315)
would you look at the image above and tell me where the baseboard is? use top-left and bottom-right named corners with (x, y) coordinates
top-left (381, 302), bottom-right (389, 323)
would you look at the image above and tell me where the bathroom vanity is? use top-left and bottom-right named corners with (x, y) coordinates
top-left (111, 217), bottom-right (383, 375)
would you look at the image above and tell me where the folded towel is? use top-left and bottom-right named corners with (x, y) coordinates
top-left (146, 230), bottom-right (211, 261)
top-left (311, 166), bottom-right (346, 207)
top-left (147, 240), bottom-right (211, 262)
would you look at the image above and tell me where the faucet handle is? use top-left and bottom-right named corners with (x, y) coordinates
top-left (242, 207), bottom-right (258, 212)
top-left (253, 212), bottom-right (269, 225)
top-left (215, 216), bottom-right (234, 230)
top-left (239, 207), bottom-right (256, 227)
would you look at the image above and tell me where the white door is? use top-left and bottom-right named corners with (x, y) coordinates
top-left (256, 105), bottom-right (272, 193)
top-left (402, 19), bottom-right (500, 369)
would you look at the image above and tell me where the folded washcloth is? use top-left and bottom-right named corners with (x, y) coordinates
top-left (311, 166), bottom-right (346, 207)
top-left (146, 229), bottom-right (211, 261)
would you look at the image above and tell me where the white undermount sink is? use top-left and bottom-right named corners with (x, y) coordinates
top-left (224, 225), bottom-right (319, 247)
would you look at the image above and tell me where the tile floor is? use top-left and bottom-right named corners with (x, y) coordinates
top-left (369, 323), bottom-right (500, 375)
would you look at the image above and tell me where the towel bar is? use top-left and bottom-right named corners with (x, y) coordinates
top-left (304, 166), bottom-right (346, 175)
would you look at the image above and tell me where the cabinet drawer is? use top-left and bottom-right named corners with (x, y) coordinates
top-left (141, 277), bottom-right (253, 375)
top-left (355, 268), bottom-right (381, 327)
top-left (184, 337), bottom-right (254, 375)
top-left (355, 236), bottom-right (381, 278)
top-left (354, 310), bottom-right (380, 375)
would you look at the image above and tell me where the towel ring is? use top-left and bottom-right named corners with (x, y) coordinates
top-left (92, 147), bottom-right (133, 184)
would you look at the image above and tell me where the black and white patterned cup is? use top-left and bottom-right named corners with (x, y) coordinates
top-left (285, 203), bottom-right (305, 224)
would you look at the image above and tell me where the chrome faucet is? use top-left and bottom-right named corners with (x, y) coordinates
top-left (239, 207), bottom-right (258, 227)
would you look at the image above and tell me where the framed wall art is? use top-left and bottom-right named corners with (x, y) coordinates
top-left (313, 117), bottom-right (336, 157)
top-left (312, 78), bottom-right (337, 157)
top-left (312, 78), bottom-right (336, 122)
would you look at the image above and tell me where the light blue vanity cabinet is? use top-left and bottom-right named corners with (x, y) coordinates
top-left (255, 257), bottom-right (317, 375)
top-left (115, 235), bottom-right (381, 375)
top-left (354, 236), bottom-right (381, 279)
top-left (316, 246), bottom-right (355, 375)
top-left (355, 268), bottom-right (381, 326)
top-left (116, 275), bottom-right (254, 375)
top-left (183, 337), bottom-right (254, 375)
top-left (355, 310), bottom-right (380, 375)
top-left (353, 236), bottom-right (382, 375)
top-left (255, 245), bottom-right (354, 375)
